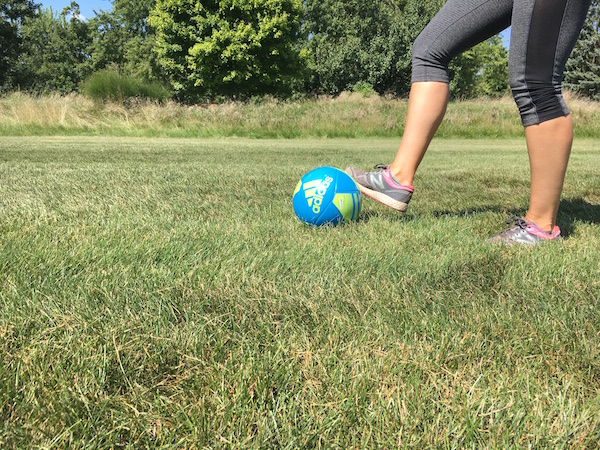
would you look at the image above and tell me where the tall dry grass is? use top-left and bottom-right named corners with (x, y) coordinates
top-left (1, 91), bottom-right (599, 138)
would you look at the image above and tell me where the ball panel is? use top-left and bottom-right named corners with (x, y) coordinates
top-left (317, 201), bottom-right (345, 226)
top-left (334, 170), bottom-right (360, 192)
top-left (332, 193), bottom-right (356, 223)
top-left (332, 168), bottom-right (361, 222)
top-left (353, 192), bottom-right (362, 221)
top-left (293, 180), bottom-right (302, 196)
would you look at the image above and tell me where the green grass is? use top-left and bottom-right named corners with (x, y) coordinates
top-left (80, 70), bottom-right (171, 104)
top-left (2, 92), bottom-right (600, 139)
top-left (1, 137), bottom-right (599, 448)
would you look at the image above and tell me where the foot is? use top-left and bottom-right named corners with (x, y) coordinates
top-left (488, 216), bottom-right (561, 246)
top-left (345, 164), bottom-right (414, 212)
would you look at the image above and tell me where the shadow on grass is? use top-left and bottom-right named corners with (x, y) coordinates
top-left (358, 197), bottom-right (600, 238)
top-left (359, 204), bottom-right (513, 224)
top-left (358, 209), bottom-right (415, 224)
top-left (557, 197), bottom-right (600, 236)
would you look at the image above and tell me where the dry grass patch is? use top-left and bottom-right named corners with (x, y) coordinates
top-left (1, 91), bottom-right (600, 138)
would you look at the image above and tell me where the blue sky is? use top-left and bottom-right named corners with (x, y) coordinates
top-left (39, 0), bottom-right (112, 19)
top-left (501, 29), bottom-right (511, 47)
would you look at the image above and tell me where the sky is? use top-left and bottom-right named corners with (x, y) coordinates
top-left (40, 0), bottom-right (112, 19)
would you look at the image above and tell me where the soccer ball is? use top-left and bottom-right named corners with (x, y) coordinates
top-left (293, 166), bottom-right (362, 226)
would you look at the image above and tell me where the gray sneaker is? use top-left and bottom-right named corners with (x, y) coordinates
top-left (345, 164), bottom-right (414, 212)
top-left (488, 216), bottom-right (561, 246)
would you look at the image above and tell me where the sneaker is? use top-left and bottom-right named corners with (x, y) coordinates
top-left (345, 164), bottom-right (414, 212)
top-left (488, 216), bottom-right (561, 246)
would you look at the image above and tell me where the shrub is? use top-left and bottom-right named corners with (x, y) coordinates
top-left (80, 70), bottom-right (171, 103)
top-left (352, 81), bottom-right (377, 98)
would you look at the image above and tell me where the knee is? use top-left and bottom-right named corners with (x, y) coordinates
top-left (509, 74), bottom-right (569, 126)
top-left (411, 31), bottom-right (430, 66)
top-left (411, 31), bottom-right (450, 83)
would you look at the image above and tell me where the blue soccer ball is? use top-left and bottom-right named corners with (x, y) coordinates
top-left (293, 166), bottom-right (362, 226)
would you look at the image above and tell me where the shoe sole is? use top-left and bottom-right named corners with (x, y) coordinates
top-left (486, 235), bottom-right (562, 246)
top-left (357, 184), bottom-right (409, 212)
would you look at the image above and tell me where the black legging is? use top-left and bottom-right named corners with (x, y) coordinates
top-left (411, 0), bottom-right (591, 126)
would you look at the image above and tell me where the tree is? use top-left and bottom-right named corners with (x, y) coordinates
top-left (449, 35), bottom-right (509, 98)
top-left (18, 2), bottom-right (92, 93)
top-left (477, 35), bottom-right (509, 97)
top-left (564, 0), bottom-right (600, 100)
top-left (86, 0), bottom-right (161, 82)
top-left (0, 0), bottom-right (38, 89)
top-left (303, 0), bottom-right (443, 96)
top-left (149, 0), bottom-right (305, 101)
top-left (303, 0), bottom-right (507, 98)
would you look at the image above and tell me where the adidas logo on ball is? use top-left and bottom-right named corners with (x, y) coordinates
top-left (303, 176), bottom-right (334, 213)
top-left (293, 167), bottom-right (362, 227)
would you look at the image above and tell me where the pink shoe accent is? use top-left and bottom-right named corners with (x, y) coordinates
top-left (383, 168), bottom-right (415, 192)
top-left (525, 222), bottom-right (561, 240)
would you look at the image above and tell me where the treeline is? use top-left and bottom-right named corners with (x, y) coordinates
top-left (1, 0), bottom-right (599, 102)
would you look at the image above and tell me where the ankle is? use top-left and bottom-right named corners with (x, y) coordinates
top-left (389, 163), bottom-right (414, 187)
top-left (524, 214), bottom-right (555, 233)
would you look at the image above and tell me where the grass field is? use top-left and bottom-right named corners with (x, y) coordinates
top-left (1, 136), bottom-right (599, 448)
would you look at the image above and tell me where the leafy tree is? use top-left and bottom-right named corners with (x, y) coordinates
top-left (86, 0), bottom-right (161, 82)
top-left (564, 0), bottom-right (600, 100)
top-left (149, 0), bottom-right (305, 101)
top-left (304, 0), bottom-right (508, 98)
top-left (449, 35), bottom-right (508, 98)
top-left (303, 0), bottom-right (443, 96)
top-left (18, 2), bottom-right (92, 93)
top-left (0, 0), bottom-right (38, 89)
top-left (477, 35), bottom-right (509, 97)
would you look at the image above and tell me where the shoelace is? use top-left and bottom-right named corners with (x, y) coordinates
top-left (507, 216), bottom-right (529, 229)
top-left (373, 163), bottom-right (388, 170)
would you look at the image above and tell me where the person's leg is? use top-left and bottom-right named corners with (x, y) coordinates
top-left (524, 116), bottom-right (573, 232)
top-left (347, 0), bottom-right (513, 204)
top-left (346, 0), bottom-right (513, 212)
top-left (509, 0), bottom-right (591, 233)
top-left (389, 0), bottom-right (513, 186)
top-left (389, 82), bottom-right (448, 186)
top-left (489, 115), bottom-right (574, 244)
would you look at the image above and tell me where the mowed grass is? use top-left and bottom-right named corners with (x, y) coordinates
top-left (1, 136), bottom-right (599, 448)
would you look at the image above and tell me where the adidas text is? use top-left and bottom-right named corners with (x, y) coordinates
top-left (304, 176), bottom-right (334, 214)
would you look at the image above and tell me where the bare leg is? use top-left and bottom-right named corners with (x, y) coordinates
top-left (524, 115), bottom-right (573, 232)
top-left (389, 82), bottom-right (449, 186)
top-left (387, 83), bottom-right (571, 234)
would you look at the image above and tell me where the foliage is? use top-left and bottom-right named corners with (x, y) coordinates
top-left (4, 0), bottom-right (162, 94)
top-left (18, 2), bottom-right (92, 93)
top-left (80, 69), bottom-right (170, 103)
top-left (303, 0), bottom-right (508, 98)
top-left (351, 81), bottom-right (377, 97)
top-left (149, 0), bottom-right (305, 102)
top-left (0, 0), bottom-right (38, 89)
top-left (477, 35), bottom-right (510, 96)
top-left (303, 0), bottom-right (442, 96)
top-left (450, 35), bottom-right (509, 98)
top-left (564, 0), bottom-right (600, 100)
top-left (86, 0), bottom-right (162, 82)
top-left (0, 0), bottom-right (520, 100)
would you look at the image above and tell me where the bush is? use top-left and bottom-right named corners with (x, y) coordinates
top-left (352, 81), bottom-right (377, 97)
top-left (80, 70), bottom-right (171, 103)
